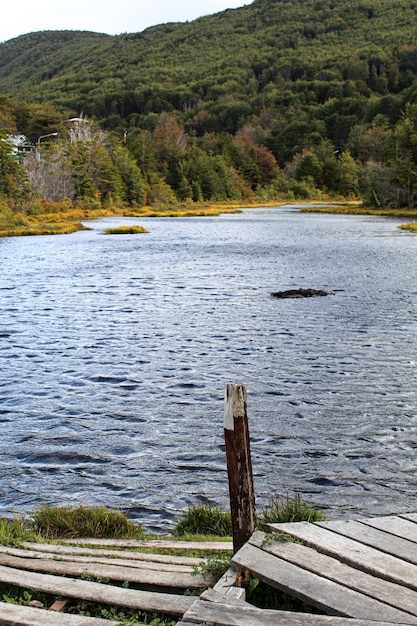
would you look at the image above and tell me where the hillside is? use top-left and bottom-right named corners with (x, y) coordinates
top-left (1, 0), bottom-right (417, 142)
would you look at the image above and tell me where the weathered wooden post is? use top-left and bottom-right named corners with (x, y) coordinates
top-left (224, 383), bottom-right (257, 553)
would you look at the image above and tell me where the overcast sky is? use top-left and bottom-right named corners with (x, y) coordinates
top-left (0, 0), bottom-right (248, 44)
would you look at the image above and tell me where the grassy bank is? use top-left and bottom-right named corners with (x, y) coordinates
top-left (5, 196), bottom-right (417, 238)
top-left (0, 202), bottom-right (246, 238)
top-left (300, 203), bottom-right (417, 218)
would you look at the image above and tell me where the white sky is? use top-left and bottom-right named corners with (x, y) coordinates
top-left (0, 1), bottom-right (248, 44)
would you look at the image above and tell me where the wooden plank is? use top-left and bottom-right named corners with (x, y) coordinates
top-left (0, 602), bottom-right (120, 626)
top-left (360, 516), bottom-right (417, 544)
top-left (0, 563), bottom-right (193, 616)
top-left (1, 545), bottom-right (193, 573)
top-left (268, 521), bottom-right (417, 591)
top-left (213, 566), bottom-right (238, 595)
top-left (318, 519), bottom-right (417, 564)
top-left (212, 566), bottom-right (246, 601)
top-left (251, 531), bottom-right (417, 619)
top-left (60, 538), bottom-right (233, 551)
top-left (231, 541), bottom-right (416, 622)
top-left (23, 542), bottom-right (203, 566)
top-left (180, 589), bottom-right (415, 626)
top-left (402, 514), bottom-right (417, 524)
top-left (0, 552), bottom-right (205, 589)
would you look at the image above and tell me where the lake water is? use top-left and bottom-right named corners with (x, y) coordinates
top-left (1, 206), bottom-right (416, 531)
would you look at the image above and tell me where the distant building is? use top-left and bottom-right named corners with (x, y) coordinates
top-left (6, 134), bottom-right (35, 158)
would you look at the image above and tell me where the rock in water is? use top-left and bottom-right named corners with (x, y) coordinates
top-left (271, 288), bottom-right (329, 299)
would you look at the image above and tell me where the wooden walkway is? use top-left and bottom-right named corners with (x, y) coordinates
top-left (178, 513), bottom-right (417, 625)
top-left (0, 537), bottom-right (232, 625)
top-left (1, 515), bottom-right (417, 624)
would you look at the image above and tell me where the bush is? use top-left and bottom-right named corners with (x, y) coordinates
top-left (31, 505), bottom-right (144, 539)
top-left (259, 493), bottom-right (325, 530)
top-left (175, 503), bottom-right (232, 537)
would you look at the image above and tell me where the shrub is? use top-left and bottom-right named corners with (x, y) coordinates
top-left (259, 493), bottom-right (325, 530)
top-left (31, 505), bottom-right (144, 539)
top-left (175, 503), bottom-right (232, 537)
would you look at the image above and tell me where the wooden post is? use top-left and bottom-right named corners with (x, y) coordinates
top-left (224, 383), bottom-right (257, 553)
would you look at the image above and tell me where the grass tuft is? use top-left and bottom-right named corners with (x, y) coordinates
top-left (0, 518), bottom-right (42, 547)
top-left (259, 493), bottom-right (325, 529)
top-left (102, 225), bottom-right (148, 234)
top-left (31, 505), bottom-right (144, 539)
top-left (175, 503), bottom-right (232, 537)
top-left (398, 222), bottom-right (417, 231)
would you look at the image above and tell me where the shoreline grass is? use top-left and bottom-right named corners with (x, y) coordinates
top-left (3, 198), bottom-right (417, 237)
top-left (0, 198), bottom-right (357, 238)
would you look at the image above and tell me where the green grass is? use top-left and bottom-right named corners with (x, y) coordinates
top-left (31, 505), bottom-right (144, 539)
top-left (102, 225), bottom-right (148, 234)
top-left (0, 518), bottom-right (42, 547)
top-left (259, 494), bottom-right (325, 529)
top-left (175, 503), bottom-right (232, 537)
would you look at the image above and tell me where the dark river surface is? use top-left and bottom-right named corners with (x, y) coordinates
top-left (1, 206), bottom-right (416, 531)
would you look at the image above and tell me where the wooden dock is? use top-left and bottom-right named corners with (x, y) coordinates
top-left (178, 513), bottom-right (417, 625)
top-left (0, 515), bottom-right (415, 624)
top-left (0, 537), bottom-right (232, 626)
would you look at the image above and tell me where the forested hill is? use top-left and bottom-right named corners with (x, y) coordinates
top-left (3, 0), bottom-right (417, 210)
top-left (1, 0), bottom-right (417, 142)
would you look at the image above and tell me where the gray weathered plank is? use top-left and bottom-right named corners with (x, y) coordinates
top-left (0, 563), bottom-right (193, 616)
top-left (318, 519), bottom-right (417, 564)
top-left (23, 542), bottom-right (203, 566)
top-left (179, 589), bottom-right (415, 626)
top-left (212, 566), bottom-right (246, 601)
top-left (251, 531), bottom-right (417, 618)
top-left (402, 514), bottom-right (417, 524)
top-left (268, 521), bottom-right (417, 591)
top-left (0, 601), bottom-right (120, 626)
top-left (360, 516), bottom-right (417, 544)
top-left (232, 541), bottom-right (417, 622)
top-left (213, 566), bottom-right (238, 595)
top-left (0, 545), bottom-right (193, 573)
top-left (61, 538), bottom-right (233, 551)
top-left (0, 552), bottom-right (205, 588)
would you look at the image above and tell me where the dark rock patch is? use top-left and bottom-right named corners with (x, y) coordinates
top-left (271, 288), bottom-right (330, 299)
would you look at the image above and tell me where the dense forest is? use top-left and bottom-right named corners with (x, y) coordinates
top-left (2, 0), bottom-right (417, 213)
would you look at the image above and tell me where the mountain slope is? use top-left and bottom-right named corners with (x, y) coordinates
top-left (1, 0), bottom-right (416, 113)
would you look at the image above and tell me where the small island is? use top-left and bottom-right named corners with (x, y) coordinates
top-left (102, 225), bottom-right (149, 235)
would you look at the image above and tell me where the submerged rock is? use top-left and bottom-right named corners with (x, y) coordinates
top-left (271, 288), bottom-right (330, 299)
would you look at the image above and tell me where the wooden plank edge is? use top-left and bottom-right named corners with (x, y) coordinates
top-left (0, 563), bottom-right (194, 616)
top-left (59, 538), bottom-right (233, 551)
top-left (0, 601), bottom-right (120, 626)
top-left (22, 542), bottom-right (203, 565)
